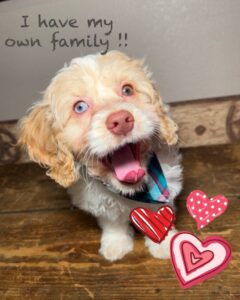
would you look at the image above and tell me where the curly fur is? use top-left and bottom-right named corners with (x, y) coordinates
top-left (18, 51), bottom-right (183, 261)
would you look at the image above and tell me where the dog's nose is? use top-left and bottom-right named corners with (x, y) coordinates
top-left (106, 110), bottom-right (134, 135)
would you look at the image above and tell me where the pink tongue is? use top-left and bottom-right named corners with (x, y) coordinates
top-left (110, 144), bottom-right (145, 183)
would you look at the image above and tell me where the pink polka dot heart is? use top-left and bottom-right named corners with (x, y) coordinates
top-left (186, 190), bottom-right (229, 229)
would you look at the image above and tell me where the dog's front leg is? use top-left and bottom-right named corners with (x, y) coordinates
top-left (97, 216), bottom-right (134, 261)
top-left (145, 227), bottom-right (177, 259)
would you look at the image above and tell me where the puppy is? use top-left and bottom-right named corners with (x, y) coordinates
top-left (18, 51), bottom-right (182, 261)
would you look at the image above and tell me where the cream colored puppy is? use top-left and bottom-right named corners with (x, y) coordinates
top-left (19, 51), bottom-right (182, 261)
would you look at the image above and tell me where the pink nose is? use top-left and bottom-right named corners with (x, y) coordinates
top-left (106, 110), bottom-right (134, 135)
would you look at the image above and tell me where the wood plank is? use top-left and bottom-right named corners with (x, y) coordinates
top-left (171, 96), bottom-right (240, 147)
top-left (0, 197), bottom-right (239, 300)
top-left (0, 163), bottom-right (70, 213)
top-left (180, 143), bottom-right (240, 197)
top-left (0, 143), bottom-right (239, 299)
top-left (0, 121), bottom-right (29, 165)
top-left (0, 143), bottom-right (239, 213)
top-left (1, 96), bottom-right (240, 165)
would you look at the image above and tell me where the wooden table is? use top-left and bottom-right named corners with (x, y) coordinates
top-left (0, 144), bottom-right (239, 299)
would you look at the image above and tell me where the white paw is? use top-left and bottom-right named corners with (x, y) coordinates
top-left (99, 232), bottom-right (134, 261)
top-left (145, 228), bottom-right (178, 259)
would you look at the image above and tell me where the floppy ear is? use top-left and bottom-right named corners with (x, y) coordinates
top-left (132, 57), bottom-right (179, 146)
top-left (153, 89), bottom-right (179, 146)
top-left (18, 103), bottom-right (79, 187)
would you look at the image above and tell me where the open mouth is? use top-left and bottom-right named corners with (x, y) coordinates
top-left (103, 143), bottom-right (146, 184)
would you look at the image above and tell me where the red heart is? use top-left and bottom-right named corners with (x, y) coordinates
top-left (130, 206), bottom-right (175, 243)
top-left (186, 190), bottom-right (229, 229)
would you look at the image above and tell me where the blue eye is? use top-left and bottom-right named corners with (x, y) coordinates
top-left (74, 101), bottom-right (89, 113)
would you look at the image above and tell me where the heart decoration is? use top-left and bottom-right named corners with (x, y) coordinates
top-left (170, 231), bottom-right (232, 289)
top-left (182, 242), bottom-right (214, 273)
top-left (130, 206), bottom-right (175, 243)
top-left (186, 190), bottom-right (229, 229)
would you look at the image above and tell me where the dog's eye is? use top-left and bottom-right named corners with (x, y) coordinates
top-left (74, 101), bottom-right (89, 113)
top-left (122, 84), bottom-right (134, 96)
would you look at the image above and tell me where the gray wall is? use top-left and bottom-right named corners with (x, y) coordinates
top-left (0, 0), bottom-right (240, 121)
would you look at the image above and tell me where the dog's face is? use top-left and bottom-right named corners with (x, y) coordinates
top-left (19, 51), bottom-right (178, 193)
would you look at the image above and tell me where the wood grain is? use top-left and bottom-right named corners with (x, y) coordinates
top-left (0, 202), bottom-right (239, 300)
top-left (0, 163), bottom-right (69, 213)
top-left (0, 144), bottom-right (239, 299)
top-left (171, 96), bottom-right (240, 147)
